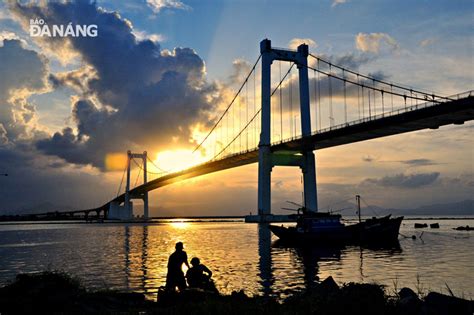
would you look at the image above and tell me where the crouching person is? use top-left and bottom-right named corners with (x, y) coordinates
top-left (186, 257), bottom-right (217, 292)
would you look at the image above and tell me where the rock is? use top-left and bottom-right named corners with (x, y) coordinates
top-left (399, 287), bottom-right (418, 300)
top-left (398, 288), bottom-right (421, 315)
top-left (230, 290), bottom-right (248, 300)
top-left (319, 276), bottom-right (339, 292)
top-left (424, 292), bottom-right (474, 315)
top-left (338, 283), bottom-right (387, 315)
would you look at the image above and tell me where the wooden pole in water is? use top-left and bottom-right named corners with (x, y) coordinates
top-left (356, 195), bottom-right (361, 223)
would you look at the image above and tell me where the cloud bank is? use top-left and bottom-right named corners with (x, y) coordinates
top-left (362, 172), bottom-right (440, 188)
top-left (10, 0), bottom-right (219, 169)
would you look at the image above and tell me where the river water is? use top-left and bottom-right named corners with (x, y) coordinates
top-left (0, 217), bottom-right (473, 300)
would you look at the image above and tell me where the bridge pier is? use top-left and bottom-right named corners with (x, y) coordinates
top-left (256, 39), bottom-right (318, 222)
top-left (109, 151), bottom-right (149, 220)
top-left (109, 200), bottom-right (133, 220)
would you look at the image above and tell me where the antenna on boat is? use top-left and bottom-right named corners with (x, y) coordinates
top-left (356, 195), bottom-right (361, 223)
top-left (301, 175), bottom-right (304, 209)
top-left (286, 200), bottom-right (303, 207)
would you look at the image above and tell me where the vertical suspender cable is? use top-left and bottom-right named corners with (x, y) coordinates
top-left (328, 64), bottom-right (333, 127)
top-left (317, 59), bottom-right (322, 130)
top-left (313, 69), bottom-right (317, 132)
top-left (343, 69), bottom-right (347, 124)
top-left (368, 89), bottom-right (371, 117)
top-left (239, 95), bottom-right (242, 151)
top-left (134, 166), bottom-right (141, 187)
top-left (246, 76), bottom-right (249, 151)
top-left (357, 74), bottom-right (361, 119)
top-left (280, 61), bottom-right (283, 141)
top-left (390, 84), bottom-right (394, 111)
top-left (116, 165), bottom-right (127, 197)
top-left (381, 90), bottom-right (384, 115)
top-left (372, 79), bottom-right (376, 116)
top-left (289, 67), bottom-right (293, 138)
top-left (254, 66), bottom-right (256, 147)
top-left (232, 97), bottom-right (235, 153)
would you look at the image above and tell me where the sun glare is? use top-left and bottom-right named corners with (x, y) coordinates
top-left (169, 221), bottom-right (191, 229)
top-left (153, 149), bottom-right (206, 173)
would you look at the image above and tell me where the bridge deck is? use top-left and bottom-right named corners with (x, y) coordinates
top-left (20, 94), bottom-right (473, 218)
top-left (104, 95), bottom-right (473, 208)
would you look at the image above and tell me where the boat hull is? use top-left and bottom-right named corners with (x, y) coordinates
top-left (269, 216), bottom-right (403, 245)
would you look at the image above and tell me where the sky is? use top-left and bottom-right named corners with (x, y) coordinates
top-left (0, 0), bottom-right (472, 216)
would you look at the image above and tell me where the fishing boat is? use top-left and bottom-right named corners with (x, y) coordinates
top-left (269, 195), bottom-right (403, 245)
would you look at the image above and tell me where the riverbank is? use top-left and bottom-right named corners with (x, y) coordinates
top-left (0, 271), bottom-right (472, 314)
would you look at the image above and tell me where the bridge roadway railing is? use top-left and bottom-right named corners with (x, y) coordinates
top-left (267, 90), bottom-right (473, 150)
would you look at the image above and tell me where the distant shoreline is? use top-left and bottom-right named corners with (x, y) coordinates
top-left (0, 216), bottom-right (473, 225)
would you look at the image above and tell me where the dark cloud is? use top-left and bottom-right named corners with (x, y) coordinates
top-left (400, 159), bottom-right (437, 167)
top-left (0, 145), bottom-right (113, 213)
top-left (10, 0), bottom-right (219, 169)
top-left (362, 172), bottom-right (440, 188)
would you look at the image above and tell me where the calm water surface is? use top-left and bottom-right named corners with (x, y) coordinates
top-left (0, 218), bottom-right (473, 300)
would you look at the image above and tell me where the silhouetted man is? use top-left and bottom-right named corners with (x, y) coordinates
top-left (186, 257), bottom-right (213, 289)
top-left (165, 242), bottom-right (189, 291)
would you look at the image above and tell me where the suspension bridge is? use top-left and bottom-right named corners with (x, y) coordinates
top-left (19, 39), bottom-right (473, 222)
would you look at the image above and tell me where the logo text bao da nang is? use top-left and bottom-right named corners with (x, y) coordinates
top-left (29, 19), bottom-right (98, 37)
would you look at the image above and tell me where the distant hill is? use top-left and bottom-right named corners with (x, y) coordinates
top-left (1, 202), bottom-right (73, 215)
top-left (384, 200), bottom-right (473, 216)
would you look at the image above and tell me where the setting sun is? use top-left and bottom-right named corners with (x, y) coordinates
top-left (153, 150), bottom-right (207, 173)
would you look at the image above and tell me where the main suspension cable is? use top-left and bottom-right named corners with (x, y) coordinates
top-left (193, 54), bottom-right (262, 153)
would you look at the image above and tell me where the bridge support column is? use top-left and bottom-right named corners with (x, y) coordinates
top-left (255, 39), bottom-right (318, 222)
top-left (258, 146), bottom-right (272, 216)
top-left (258, 39), bottom-right (273, 218)
top-left (301, 151), bottom-right (318, 212)
top-left (124, 150), bottom-right (132, 219)
top-left (297, 44), bottom-right (318, 212)
top-left (143, 151), bottom-right (149, 219)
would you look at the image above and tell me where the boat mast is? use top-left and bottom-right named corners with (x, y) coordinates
top-left (356, 195), bottom-right (361, 223)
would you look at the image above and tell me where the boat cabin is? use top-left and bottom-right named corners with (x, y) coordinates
top-left (297, 212), bottom-right (345, 232)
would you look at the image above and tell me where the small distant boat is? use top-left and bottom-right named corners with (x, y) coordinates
top-left (430, 223), bottom-right (440, 229)
top-left (415, 223), bottom-right (428, 228)
top-left (453, 225), bottom-right (474, 231)
top-left (269, 195), bottom-right (403, 245)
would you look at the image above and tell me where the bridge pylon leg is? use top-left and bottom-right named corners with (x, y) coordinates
top-left (253, 39), bottom-right (319, 223)
top-left (257, 39), bottom-right (273, 219)
top-left (297, 43), bottom-right (318, 213)
top-left (257, 145), bottom-right (272, 216)
top-left (142, 151), bottom-right (149, 219)
top-left (302, 151), bottom-right (318, 212)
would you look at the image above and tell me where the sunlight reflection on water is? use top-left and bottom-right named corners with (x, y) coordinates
top-left (0, 219), bottom-right (473, 300)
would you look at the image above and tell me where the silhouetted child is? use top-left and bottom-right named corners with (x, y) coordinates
top-left (186, 257), bottom-right (213, 289)
top-left (165, 242), bottom-right (189, 291)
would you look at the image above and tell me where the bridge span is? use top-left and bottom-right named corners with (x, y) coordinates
top-left (106, 91), bottom-right (473, 215)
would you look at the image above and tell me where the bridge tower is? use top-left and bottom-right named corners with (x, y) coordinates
top-left (258, 39), bottom-right (318, 220)
top-left (109, 151), bottom-right (149, 220)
